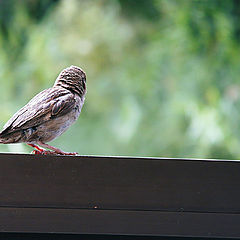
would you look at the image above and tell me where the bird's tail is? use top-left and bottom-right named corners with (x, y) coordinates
top-left (0, 137), bottom-right (9, 144)
top-left (0, 131), bottom-right (22, 144)
top-left (0, 136), bottom-right (13, 144)
top-left (0, 133), bottom-right (6, 143)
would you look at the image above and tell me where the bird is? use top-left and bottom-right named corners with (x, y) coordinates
top-left (0, 65), bottom-right (86, 155)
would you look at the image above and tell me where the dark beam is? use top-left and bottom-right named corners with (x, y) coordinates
top-left (0, 153), bottom-right (239, 238)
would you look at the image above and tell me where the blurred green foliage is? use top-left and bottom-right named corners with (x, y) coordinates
top-left (0, 0), bottom-right (240, 159)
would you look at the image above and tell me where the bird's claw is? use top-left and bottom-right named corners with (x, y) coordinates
top-left (31, 150), bottom-right (42, 155)
top-left (58, 151), bottom-right (78, 155)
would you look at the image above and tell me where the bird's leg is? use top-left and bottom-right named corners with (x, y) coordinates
top-left (27, 143), bottom-right (45, 154)
top-left (27, 143), bottom-right (55, 155)
top-left (37, 142), bottom-right (78, 155)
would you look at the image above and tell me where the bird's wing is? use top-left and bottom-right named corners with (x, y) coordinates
top-left (0, 87), bottom-right (76, 136)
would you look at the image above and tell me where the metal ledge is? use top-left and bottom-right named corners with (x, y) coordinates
top-left (0, 153), bottom-right (239, 238)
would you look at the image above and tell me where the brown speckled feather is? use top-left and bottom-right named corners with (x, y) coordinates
top-left (0, 87), bottom-right (75, 136)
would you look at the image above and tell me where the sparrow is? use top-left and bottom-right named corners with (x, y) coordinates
top-left (0, 65), bottom-right (86, 155)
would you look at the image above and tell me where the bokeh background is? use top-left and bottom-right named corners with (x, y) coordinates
top-left (0, 0), bottom-right (240, 159)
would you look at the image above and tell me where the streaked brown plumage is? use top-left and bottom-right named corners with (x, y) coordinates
top-left (0, 65), bottom-right (86, 155)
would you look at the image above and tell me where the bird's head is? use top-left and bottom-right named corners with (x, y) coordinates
top-left (54, 65), bottom-right (86, 97)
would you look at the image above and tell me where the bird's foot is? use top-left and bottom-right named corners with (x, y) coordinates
top-left (31, 149), bottom-right (78, 155)
top-left (29, 143), bottom-right (78, 156)
top-left (53, 151), bottom-right (78, 156)
top-left (31, 149), bottom-right (54, 155)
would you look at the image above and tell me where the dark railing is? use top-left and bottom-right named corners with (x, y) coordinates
top-left (0, 153), bottom-right (239, 238)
